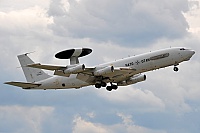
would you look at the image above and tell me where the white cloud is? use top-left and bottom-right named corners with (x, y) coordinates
top-left (72, 115), bottom-right (111, 133)
top-left (72, 113), bottom-right (167, 133)
top-left (0, 6), bottom-right (53, 37)
top-left (0, 9), bottom-right (53, 68)
top-left (86, 112), bottom-right (96, 118)
top-left (0, 0), bottom-right (50, 12)
top-left (97, 86), bottom-right (165, 112)
top-left (0, 6), bottom-right (54, 77)
top-left (0, 105), bottom-right (54, 133)
top-left (60, 0), bottom-right (70, 13)
top-left (184, 0), bottom-right (200, 34)
top-left (117, 113), bottom-right (134, 126)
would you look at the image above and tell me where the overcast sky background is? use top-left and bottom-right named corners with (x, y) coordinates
top-left (0, 0), bottom-right (200, 133)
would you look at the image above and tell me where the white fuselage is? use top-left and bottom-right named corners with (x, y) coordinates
top-left (36, 47), bottom-right (195, 89)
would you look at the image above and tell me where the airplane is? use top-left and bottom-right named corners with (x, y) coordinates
top-left (5, 47), bottom-right (195, 91)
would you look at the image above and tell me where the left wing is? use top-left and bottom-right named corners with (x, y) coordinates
top-left (27, 63), bottom-right (94, 77)
top-left (27, 63), bottom-right (66, 71)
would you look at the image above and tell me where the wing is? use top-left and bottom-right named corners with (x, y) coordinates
top-left (27, 63), bottom-right (66, 71)
top-left (27, 63), bottom-right (70, 77)
top-left (76, 67), bottom-right (137, 84)
top-left (109, 67), bottom-right (137, 82)
top-left (27, 63), bottom-right (94, 77)
top-left (27, 63), bottom-right (137, 84)
top-left (4, 82), bottom-right (41, 89)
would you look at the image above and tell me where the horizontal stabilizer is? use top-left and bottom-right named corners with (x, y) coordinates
top-left (27, 63), bottom-right (66, 71)
top-left (4, 82), bottom-right (41, 89)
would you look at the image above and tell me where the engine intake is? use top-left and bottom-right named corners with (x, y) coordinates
top-left (118, 74), bottom-right (146, 86)
top-left (94, 66), bottom-right (114, 76)
top-left (64, 64), bottom-right (85, 74)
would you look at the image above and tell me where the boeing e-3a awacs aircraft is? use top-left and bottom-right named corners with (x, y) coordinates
top-left (5, 47), bottom-right (195, 91)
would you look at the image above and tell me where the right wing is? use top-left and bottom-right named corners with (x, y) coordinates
top-left (4, 82), bottom-right (41, 89)
top-left (76, 66), bottom-right (137, 84)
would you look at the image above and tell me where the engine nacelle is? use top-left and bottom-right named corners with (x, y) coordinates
top-left (94, 66), bottom-right (114, 76)
top-left (118, 74), bottom-right (146, 86)
top-left (64, 64), bottom-right (85, 74)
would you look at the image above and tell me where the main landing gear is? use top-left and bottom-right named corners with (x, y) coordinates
top-left (95, 82), bottom-right (118, 91)
top-left (95, 82), bottom-right (107, 88)
top-left (106, 84), bottom-right (118, 91)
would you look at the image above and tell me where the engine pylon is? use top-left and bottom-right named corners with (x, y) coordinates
top-left (55, 48), bottom-right (92, 65)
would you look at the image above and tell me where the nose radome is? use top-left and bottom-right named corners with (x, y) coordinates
top-left (190, 50), bottom-right (195, 56)
top-left (192, 50), bottom-right (195, 55)
top-left (183, 49), bottom-right (195, 61)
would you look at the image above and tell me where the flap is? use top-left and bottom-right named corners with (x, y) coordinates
top-left (114, 67), bottom-right (136, 72)
top-left (76, 73), bottom-right (95, 83)
top-left (54, 70), bottom-right (70, 77)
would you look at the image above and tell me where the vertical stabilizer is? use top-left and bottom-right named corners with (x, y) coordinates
top-left (18, 54), bottom-right (51, 82)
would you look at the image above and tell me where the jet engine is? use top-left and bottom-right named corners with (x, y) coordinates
top-left (94, 66), bottom-right (114, 76)
top-left (117, 74), bottom-right (146, 86)
top-left (64, 64), bottom-right (85, 74)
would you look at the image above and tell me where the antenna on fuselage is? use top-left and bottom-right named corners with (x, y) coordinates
top-left (55, 48), bottom-right (92, 65)
top-left (24, 51), bottom-right (36, 56)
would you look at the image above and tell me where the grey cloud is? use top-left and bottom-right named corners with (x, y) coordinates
top-left (48, 0), bottom-right (67, 16)
top-left (48, 0), bottom-right (189, 46)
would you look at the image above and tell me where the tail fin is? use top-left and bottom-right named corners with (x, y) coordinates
top-left (18, 54), bottom-right (51, 82)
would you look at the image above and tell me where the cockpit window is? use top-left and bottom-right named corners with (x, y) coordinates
top-left (180, 48), bottom-right (185, 50)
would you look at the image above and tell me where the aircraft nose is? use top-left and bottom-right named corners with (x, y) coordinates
top-left (183, 49), bottom-right (195, 61)
top-left (187, 49), bottom-right (195, 60)
top-left (190, 50), bottom-right (195, 56)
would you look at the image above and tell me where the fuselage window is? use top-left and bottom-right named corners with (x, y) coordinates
top-left (150, 53), bottom-right (169, 60)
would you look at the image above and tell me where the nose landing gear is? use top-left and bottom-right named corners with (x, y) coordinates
top-left (173, 66), bottom-right (179, 72)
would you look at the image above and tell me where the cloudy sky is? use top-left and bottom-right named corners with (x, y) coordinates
top-left (0, 0), bottom-right (200, 133)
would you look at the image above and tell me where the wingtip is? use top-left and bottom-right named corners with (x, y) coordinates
top-left (4, 82), bottom-right (10, 84)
